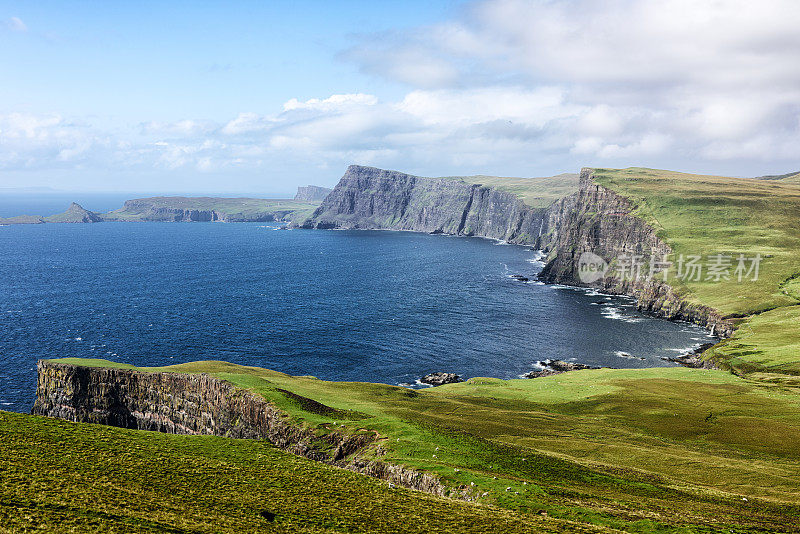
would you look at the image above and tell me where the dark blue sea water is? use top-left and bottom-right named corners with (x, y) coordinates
top-left (0, 223), bottom-right (716, 412)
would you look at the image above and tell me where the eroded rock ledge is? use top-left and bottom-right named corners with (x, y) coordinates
top-left (31, 361), bottom-right (464, 499)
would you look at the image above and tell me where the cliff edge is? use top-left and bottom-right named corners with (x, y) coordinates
top-left (299, 165), bottom-right (546, 244)
top-left (301, 165), bottom-right (733, 337)
top-left (294, 185), bottom-right (333, 202)
top-left (31, 360), bottom-right (462, 498)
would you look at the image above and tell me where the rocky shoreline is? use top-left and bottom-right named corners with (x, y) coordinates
top-left (661, 343), bottom-right (718, 369)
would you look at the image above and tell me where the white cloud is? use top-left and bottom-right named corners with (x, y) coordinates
top-left (283, 93), bottom-right (378, 112)
top-left (4, 1), bottom-right (800, 187)
top-left (341, 0), bottom-right (800, 167)
top-left (5, 16), bottom-right (27, 32)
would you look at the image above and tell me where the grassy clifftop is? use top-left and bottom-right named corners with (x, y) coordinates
top-left (19, 357), bottom-right (800, 532)
top-left (592, 167), bottom-right (800, 316)
top-left (453, 173), bottom-right (580, 208)
top-left (586, 168), bottom-right (800, 378)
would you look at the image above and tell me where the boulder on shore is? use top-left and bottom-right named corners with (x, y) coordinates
top-left (420, 372), bottom-right (463, 386)
top-left (523, 359), bottom-right (598, 378)
top-left (662, 343), bottom-right (717, 369)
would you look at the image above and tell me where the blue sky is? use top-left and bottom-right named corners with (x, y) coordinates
top-left (2, 0), bottom-right (800, 195)
top-left (2, 1), bottom-right (454, 122)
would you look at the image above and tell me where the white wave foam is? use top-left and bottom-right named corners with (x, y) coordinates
top-left (614, 351), bottom-right (645, 360)
top-left (527, 250), bottom-right (546, 267)
top-left (669, 344), bottom-right (701, 353)
top-left (600, 306), bottom-right (644, 323)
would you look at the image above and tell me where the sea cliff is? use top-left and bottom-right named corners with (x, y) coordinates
top-left (31, 360), bottom-right (462, 498)
top-left (537, 170), bottom-right (734, 336)
top-left (300, 166), bottom-right (546, 244)
top-left (302, 165), bottom-right (734, 336)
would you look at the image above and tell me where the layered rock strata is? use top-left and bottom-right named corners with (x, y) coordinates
top-left (32, 361), bottom-right (465, 499)
top-left (302, 165), bottom-right (734, 336)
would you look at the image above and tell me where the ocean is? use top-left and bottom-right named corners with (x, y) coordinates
top-left (0, 222), bottom-right (716, 412)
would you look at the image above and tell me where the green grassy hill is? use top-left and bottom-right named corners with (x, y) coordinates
top-left (0, 410), bottom-right (570, 533)
top-left (15, 357), bottom-right (800, 532)
top-left (454, 173), bottom-right (580, 208)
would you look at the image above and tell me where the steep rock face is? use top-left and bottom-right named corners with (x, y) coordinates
top-left (294, 185), bottom-right (333, 201)
top-left (302, 165), bottom-right (733, 336)
top-left (300, 165), bottom-right (545, 243)
top-left (102, 200), bottom-right (283, 222)
top-left (538, 169), bottom-right (734, 336)
top-left (32, 361), bottom-right (463, 499)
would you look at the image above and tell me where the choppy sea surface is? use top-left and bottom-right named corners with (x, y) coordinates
top-left (0, 223), bottom-right (716, 412)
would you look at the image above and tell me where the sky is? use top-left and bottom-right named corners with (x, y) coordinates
top-left (2, 0), bottom-right (800, 195)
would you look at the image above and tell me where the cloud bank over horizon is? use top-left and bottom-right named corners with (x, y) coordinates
top-left (2, 0), bottom-right (800, 191)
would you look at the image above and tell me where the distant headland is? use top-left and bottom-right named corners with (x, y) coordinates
top-left (0, 185), bottom-right (332, 225)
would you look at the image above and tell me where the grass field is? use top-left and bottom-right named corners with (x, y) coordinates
top-left (456, 173), bottom-right (580, 208)
top-left (0, 411), bottom-right (575, 533)
top-left (22, 357), bottom-right (800, 532)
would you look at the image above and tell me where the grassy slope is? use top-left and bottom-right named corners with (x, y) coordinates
top-left (0, 411), bottom-right (572, 534)
top-left (591, 168), bottom-right (800, 376)
top-left (31, 357), bottom-right (800, 532)
top-left (453, 173), bottom-right (580, 208)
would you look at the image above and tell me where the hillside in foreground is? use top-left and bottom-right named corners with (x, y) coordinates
top-left (16, 356), bottom-right (800, 532)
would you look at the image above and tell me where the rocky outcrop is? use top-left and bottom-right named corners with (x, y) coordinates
top-left (523, 360), bottom-right (598, 378)
top-left (32, 360), bottom-right (467, 499)
top-left (294, 185), bottom-right (333, 202)
top-left (301, 165), bottom-right (734, 337)
top-left (537, 169), bottom-right (734, 337)
top-left (299, 166), bottom-right (546, 244)
top-left (420, 372), bottom-right (463, 386)
top-left (662, 343), bottom-right (718, 369)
